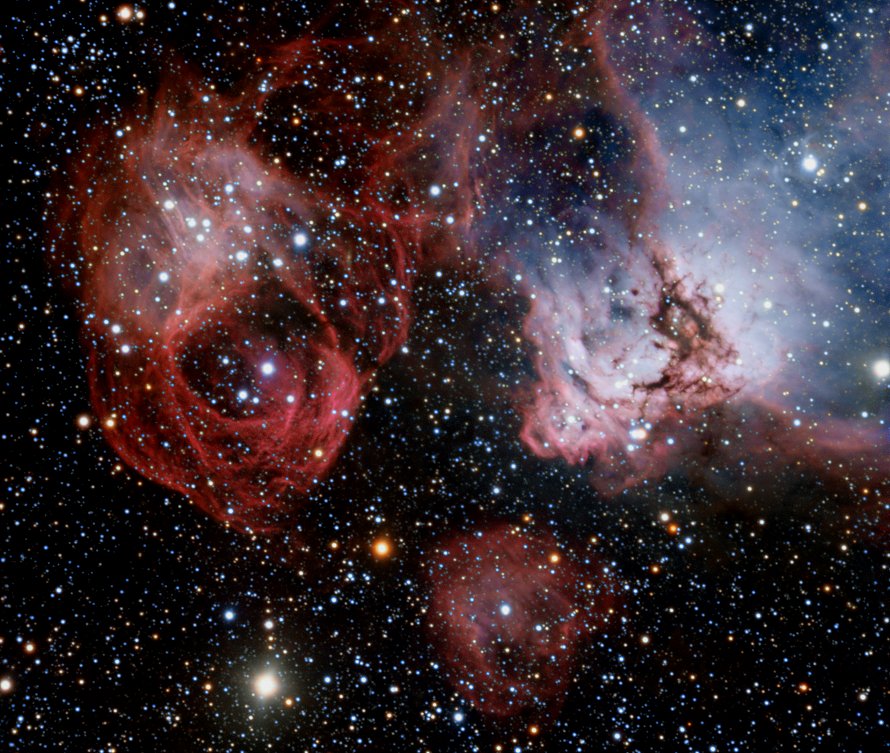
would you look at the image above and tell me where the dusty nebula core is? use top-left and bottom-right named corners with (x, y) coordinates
top-left (3, 0), bottom-right (888, 749)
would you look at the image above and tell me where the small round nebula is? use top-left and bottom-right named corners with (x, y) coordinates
top-left (424, 524), bottom-right (617, 718)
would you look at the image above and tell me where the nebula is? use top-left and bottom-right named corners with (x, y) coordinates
top-left (477, 4), bottom-right (751, 493)
top-left (503, 3), bottom-right (889, 498)
top-left (54, 47), bottom-right (421, 532)
top-left (424, 524), bottom-right (617, 718)
top-left (52, 0), bottom-right (887, 535)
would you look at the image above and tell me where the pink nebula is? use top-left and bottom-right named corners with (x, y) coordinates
top-left (425, 524), bottom-right (618, 718)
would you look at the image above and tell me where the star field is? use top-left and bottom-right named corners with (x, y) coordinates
top-left (1, 2), bottom-right (887, 752)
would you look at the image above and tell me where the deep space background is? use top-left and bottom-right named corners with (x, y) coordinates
top-left (1, 1), bottom-right (888, 751)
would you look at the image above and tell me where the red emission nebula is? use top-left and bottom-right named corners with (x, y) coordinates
top-left (57, 39), bottom-right (424, 533)
top-left (50, 0), bottom-right (886, 720)
top-left (425, 525), bottom-right (617, 718)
